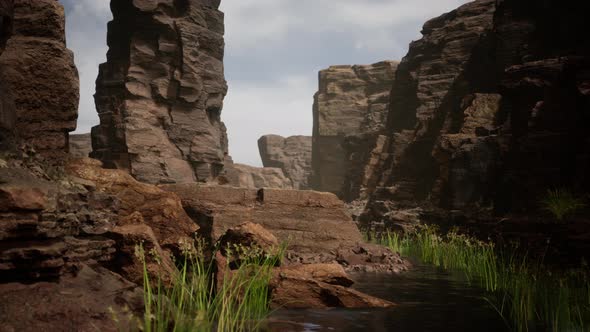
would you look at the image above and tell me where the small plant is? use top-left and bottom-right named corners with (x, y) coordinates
top-left (135, 237), bottom-right (285, 332)
top-left (541, 188), bottom-right (586, 221)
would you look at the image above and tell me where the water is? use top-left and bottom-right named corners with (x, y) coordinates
top-left (264, 263), bottom-right (509, 332)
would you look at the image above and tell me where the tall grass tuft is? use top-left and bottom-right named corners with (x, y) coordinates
top-left (136, 238), bottom-right (284, 332)
top-left (542, 188), bottom-right (586, 221)
top-left (378, 226), bottom-right (590, 332)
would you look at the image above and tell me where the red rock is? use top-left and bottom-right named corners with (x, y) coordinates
top-left (0, 0), bottom-right (79, 158)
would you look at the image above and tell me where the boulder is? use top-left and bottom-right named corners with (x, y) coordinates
top-left (258, 135), bottom-right (312, 189)
top-left (223, 161), bottom-right (293, 189)
top-left (270, 263), bottom-right (393, 309)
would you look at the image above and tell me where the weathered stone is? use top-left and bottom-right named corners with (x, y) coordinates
top-left (312, 61), bottom-right (398, 200)
top-left (258, 135), bottom-right (312, 189)
top-left (0, 0), bottom-right (79, 158)
top-left (66, 158), bottom-right (198, 254)
top-left (0, 0), bottom-right (14, 149)
top-left (224, 160), bottom-right (293, 189)
top-left (363, 0), bottom-right (590, 229)
top-left (0, 264), bottom-right (143, 332)
top-left (92, 0), bottom-right (228, 184)
top-left (68, 133), bottom-right (92, 159)
top-left (270, 263), bottom-right (394, 309)
top-left (163, 185), bottom-right (362, 255)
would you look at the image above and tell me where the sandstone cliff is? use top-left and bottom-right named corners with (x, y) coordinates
top-left (223, 159), bottom-right (293, 189)
top-left (91, 0), bottom-right (228, 184)
top-left (0, 0), bottom-right (79, 158)
top-left (312, 61), bottom-right (398, 201)
top-left (363, 0), bottom-right (590, 231)
top-left (68, 133), bottom-right (91, 158)
top-left (258, 134), bottom-right (312, 189)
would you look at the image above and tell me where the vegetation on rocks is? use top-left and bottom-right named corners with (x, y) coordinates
top-left (541, 188), bottom-right (586, 222)
top-left (133, 239), bottom-right (285, 332)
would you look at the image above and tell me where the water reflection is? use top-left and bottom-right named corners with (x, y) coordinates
top-left (264, 263), bottom-right (508, 332)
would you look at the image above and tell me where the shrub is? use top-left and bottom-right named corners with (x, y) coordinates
top-left (541, 188), bottom-right (586, 221)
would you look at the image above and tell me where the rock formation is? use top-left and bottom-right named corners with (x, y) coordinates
top-left (0, 0), bottom-right (79, 158)
top-left (312, 61), bottom-right (398, 201)
top-left (162, 184), bottom-right (408, 273)
top-left (362, 0), bottom-right (590, 230)
top-left (0, 0), bottom-right (14, 149)
top-left (223, 160), bottom-right (293, 189)
top-left (91, 0), bottom-right (228, 184)
top-left (258, 134), bottom-right (312, 189)
top-left (68, 133), bottom-right (91, 158)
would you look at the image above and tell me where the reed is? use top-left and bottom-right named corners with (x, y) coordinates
top-left (378, 226), bottom-right (590, 332)
top-left (136, 239), bottom-right (284, 332)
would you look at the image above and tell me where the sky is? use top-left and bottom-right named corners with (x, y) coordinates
top-left (62, 0), bottom-right (469, 166)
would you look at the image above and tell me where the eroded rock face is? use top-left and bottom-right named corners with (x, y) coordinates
top-left (68, 133), bottom-right (92, 158)
top-left (0, 1), bottom-right (14, 149)
top-left (223, 160), bottom-right (293, 189)
top-left (92, 0), bottom-right (228, 184)
top-left (258, 135), bottom-right (312, 189)
top-left (312, 61), bottom-right (398, 201)
top-left (363, 0), bottom-right (590, 230)
top-left (0, 0), bottom-right (79, 158)
top-left (162, 184), bottom-right (408, 273)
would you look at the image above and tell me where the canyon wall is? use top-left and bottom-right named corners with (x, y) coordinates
top-left (258, 134), bottom-right (312, 190)
top-left (91, 0), bottom-right (227, 184)
top-left (0, 0), bottom-right (79, 158)
top-left (312, 61), bottom-right (398, 201)
top-left (363, 0), bottom-right (590, 227)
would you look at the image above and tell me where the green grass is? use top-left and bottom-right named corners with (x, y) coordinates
top-left (542, 188), bottom-right (586, 221)
top-left (379, 226), bottom-right (590, 332)
top-left (134, 239), bottom-right (284, 332)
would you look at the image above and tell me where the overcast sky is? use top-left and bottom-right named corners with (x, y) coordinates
top-left (62, 0), bottom-right (468, 166)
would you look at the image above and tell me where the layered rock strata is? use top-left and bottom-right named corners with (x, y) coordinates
top-left (91, 0), bottom-right (228, 184)
top-left (68, 133), bottom-right (92, 158)
top-left (0, 0), bottom-right (79, 158)
top-left (363, 0), bottom-right (590, 232)
top-left (312, 61), bottom-right (398, 201)
top-left (163, 184), bottom-right (408, 273)
top-left (258, 135), bottom-right (312, 189)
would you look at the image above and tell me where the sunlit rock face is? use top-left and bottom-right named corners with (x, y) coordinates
top-left (363, 0), bottom-right (590, 227)
top-left (0, 0), bottom-right (79, 158)
top-left (92, 0), bottom-right (228, 184)
top-left (311, 61), bottom-right (398, 201)
top-left (258, 134), bottom-right (312, 190)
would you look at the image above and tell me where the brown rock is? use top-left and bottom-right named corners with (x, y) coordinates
top-left (258, 135), bottom-right (312, 189)
top-left (270, 263), bottom-right (393, 309)
top-left (0, 264), bottom-right (143, 332)
top-left (92, 0), bottom-right (228, 184)
top-left (68, 133), bottom-right (92, 159)
top-left (163, 184), bottom-right (363, 257)
top-left (224, 160), bottom-right (293, 189)
top-left (66, 158), bottom-right (198, 253)
top-left (218, 222), bottom-right (279, 253)
top-left (312, 61), bottom-right (398, 200)
top-left (0, 0), bottom-right (79, 158)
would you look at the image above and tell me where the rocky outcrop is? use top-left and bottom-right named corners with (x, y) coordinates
top-left (69, 133), bottom-right (92, 158)
top-left (91, 0), bottom-right (228, 184)
top-left (312, 61), bottom-right (398, 201)
top-left (223, 159), bottom-right (293, 189)
top-left (270, 263), bottom-right (394, 309)
top-left (258, 135), bottom-right (312, 189)
top-left (0, 0), bottom-right (79, 159)
top-left (162, 184), bottom-right (408, 272)
top-left (363, 0), bottom-right (590, 230)
top-left (0, 1), bottom-right (14, 150)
